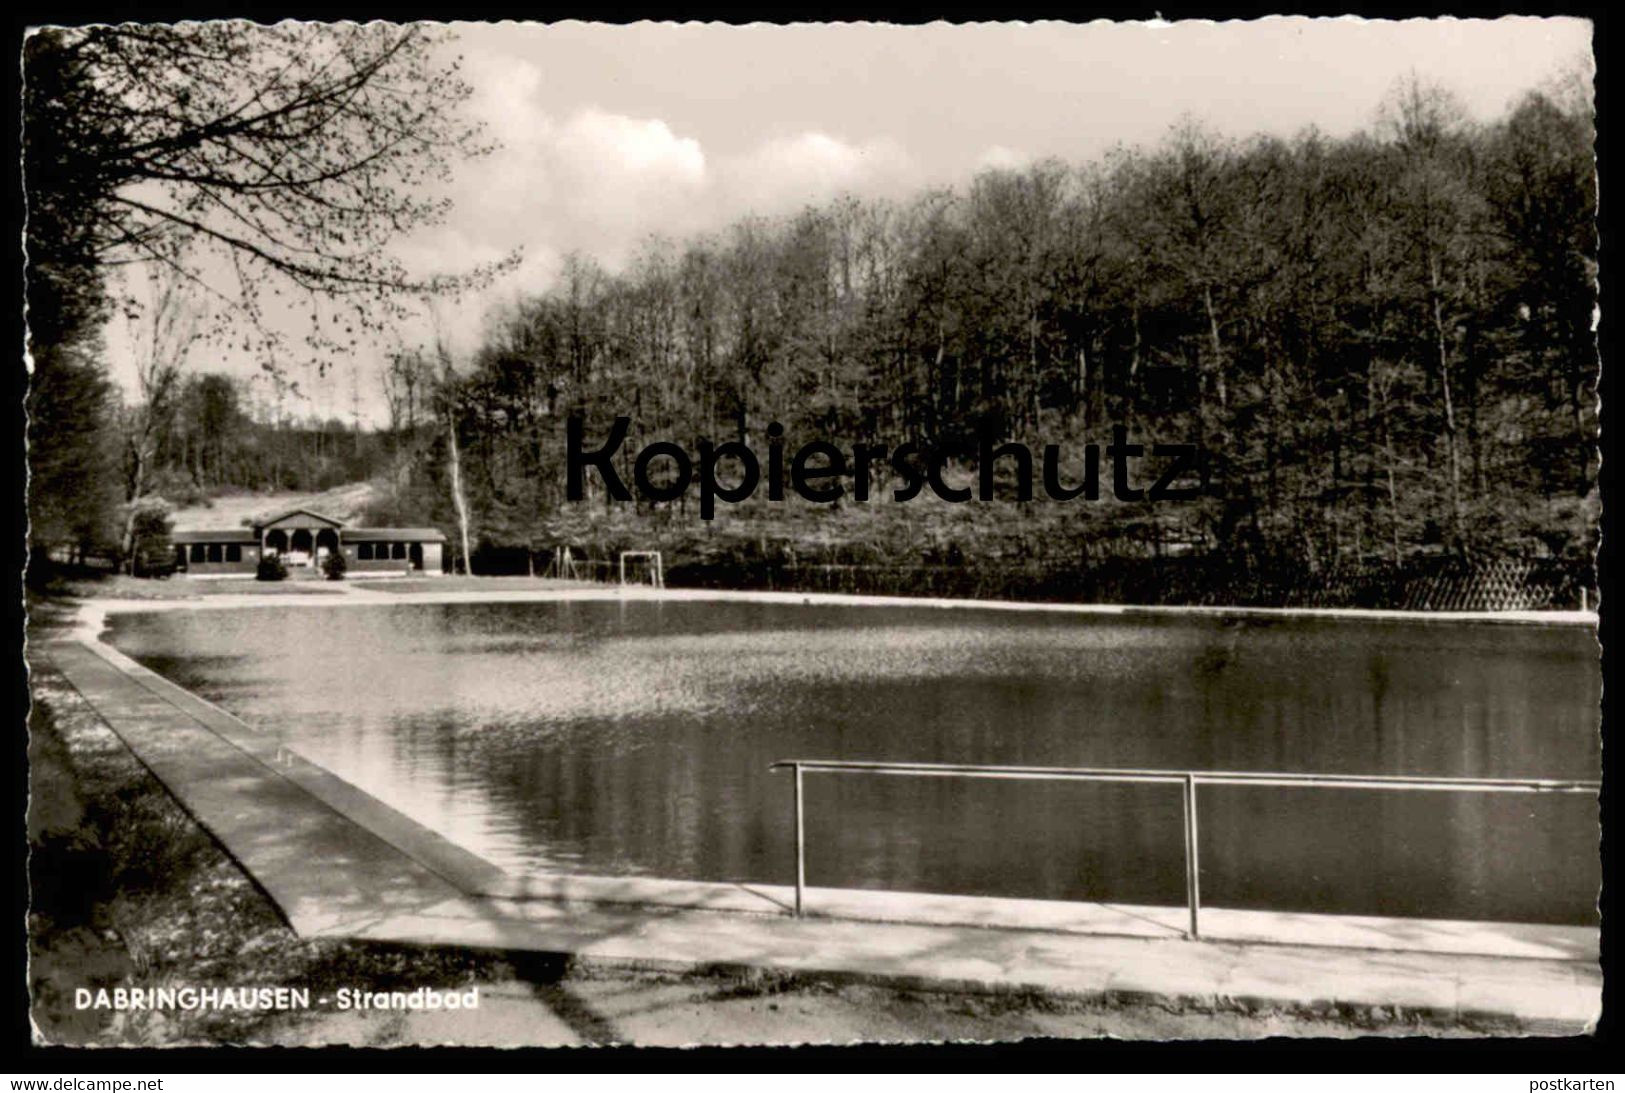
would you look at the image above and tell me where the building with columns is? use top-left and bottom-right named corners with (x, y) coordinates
top-left (173, 508), bottom-right (446, 577)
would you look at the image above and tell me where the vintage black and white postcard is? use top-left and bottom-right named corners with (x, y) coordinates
top-left (20, 16), bottom-right (1601, 1053)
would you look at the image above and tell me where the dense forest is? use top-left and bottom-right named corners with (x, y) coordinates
top-left (363, 76), bottom-right (1598, 591)
top-left (27, 54), bottom-right (1598, 601)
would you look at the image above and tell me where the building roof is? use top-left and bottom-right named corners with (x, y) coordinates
top-left (345, 528), bottom-right (447, 543)
top-left (172, 529), bottom-right (259, 544)
top-left (255, 507), bottom-right (346, 529)
top-left (173, 525), bottom-right (445, 543)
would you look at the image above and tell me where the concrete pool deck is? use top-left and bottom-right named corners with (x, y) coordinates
top-left (36, 616), bottom-right (1602, 1032)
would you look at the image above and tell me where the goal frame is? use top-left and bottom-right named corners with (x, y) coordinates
top-left (618, 550), bottom-right (665, 589)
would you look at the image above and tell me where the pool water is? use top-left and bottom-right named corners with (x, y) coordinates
top-left (107, 600), bottom-right (1601, 924)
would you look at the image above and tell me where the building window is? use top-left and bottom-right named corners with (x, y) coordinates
top-left (226, 544), bottom-right (242, 563)
top-left (190, 544), bottom-right (206, 563)
top-left (207, 543), bottom-right (223, 563)
top-left (391, 542), bottom-right (407, 560)
top-left (358, 543), bottom-right (374, 560)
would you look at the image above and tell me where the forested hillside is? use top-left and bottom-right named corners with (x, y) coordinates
top-left (28, 64), bottom-right (1598, 602)
top-left (369, 77), bottom-right (1596, 589)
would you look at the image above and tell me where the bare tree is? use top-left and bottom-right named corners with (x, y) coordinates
top-left (427, 306), bottom-right (474, 576)
top-left (24, 21), bottom-right (518, 563)
top-left (25, 22), bottom-right (518, 373)
top-left (119, 263), bottom-right (203, 571)
top-left (1379, 74), bottom-right (1479, 554)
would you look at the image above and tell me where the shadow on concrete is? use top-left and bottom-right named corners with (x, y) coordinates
top-left (506, 952), bottom-right (624, 1045)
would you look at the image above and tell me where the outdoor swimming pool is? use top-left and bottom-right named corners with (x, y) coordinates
top-left (106, 599), bottom-right (1601, 924)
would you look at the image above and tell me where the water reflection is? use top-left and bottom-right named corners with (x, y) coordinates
top-left (109, 602), bottom-right (1600, 923)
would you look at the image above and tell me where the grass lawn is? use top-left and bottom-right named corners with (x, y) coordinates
top-left (39, 572), bottom-right (608, 601)
top-left (43, 574), bottom-right (348, 600)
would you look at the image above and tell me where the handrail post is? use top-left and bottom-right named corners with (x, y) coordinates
top-left (793, 762), bottom-right (806, 917)
top-left (1182, 773), bottom-right (1200, 940)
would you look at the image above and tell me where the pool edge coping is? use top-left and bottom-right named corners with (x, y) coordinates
top-left (60, 607), bottom-right (1603, 967)
top-left (72, 584), bottom-right (1600, 627)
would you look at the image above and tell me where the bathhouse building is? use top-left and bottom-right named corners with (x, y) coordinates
top-left (173, 508), bottom-right (447, 577)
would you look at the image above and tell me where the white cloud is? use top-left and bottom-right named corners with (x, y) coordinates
top-left (716, 132), bottom-right (915, 216)
top-left (114, 60), bottom-right (930, 417)
top-left (444, 99), bottom-right (710, 268)
top-left (976, 144), bottom-right (1030, 171)
top-left (391, 91), bottom-right (714, 358)
top-left (397, 113), bottom-right (920, 363)
top-left (545, 109), bottom-right (709, 247)
top-left (557, 109), bottom-right (706, 178)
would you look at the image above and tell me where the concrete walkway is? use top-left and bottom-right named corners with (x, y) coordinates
top-left (45, 639), bottom-right (468, 934)
top-left (40, 632), bottom-right (1603, 1032)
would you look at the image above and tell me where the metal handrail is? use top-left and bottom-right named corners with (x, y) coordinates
top-left (768, 758), bottom-right (1600, 938)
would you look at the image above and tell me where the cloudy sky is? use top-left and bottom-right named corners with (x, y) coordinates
top-left (107, 16), bottom-right (1593, 425)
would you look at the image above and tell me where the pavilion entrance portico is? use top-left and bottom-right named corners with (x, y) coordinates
top-left (257, 510), bottom-right (344, 570)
